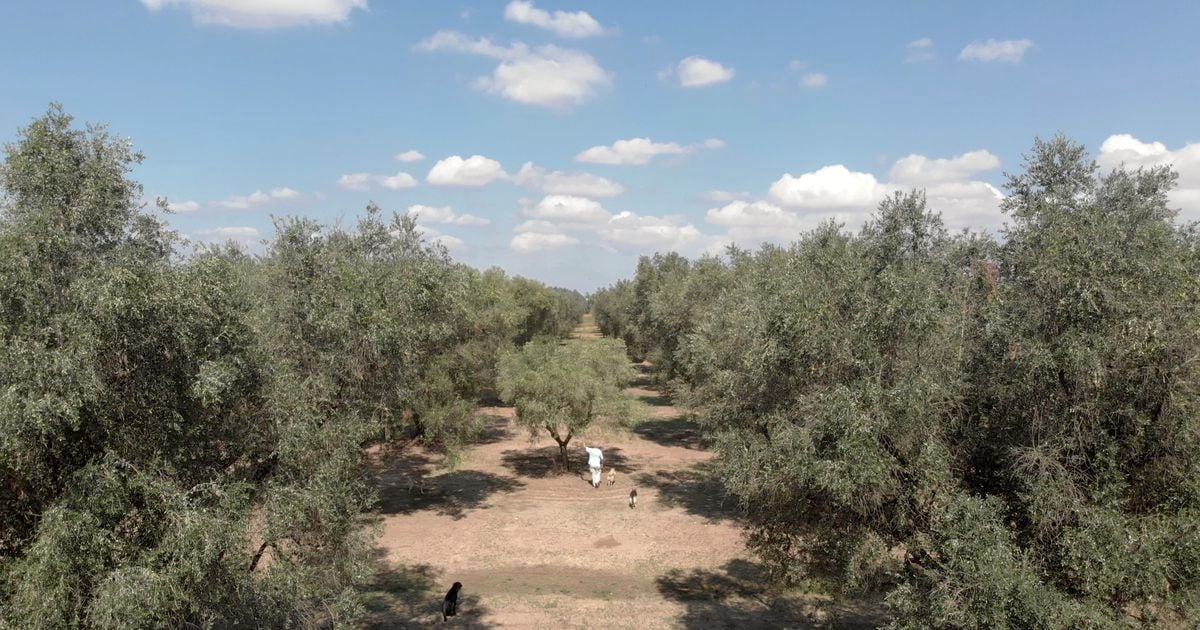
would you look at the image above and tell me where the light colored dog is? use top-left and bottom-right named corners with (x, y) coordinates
top-left (607, 468), bottom-right (616, 487)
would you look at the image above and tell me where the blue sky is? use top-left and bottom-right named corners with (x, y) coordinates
top-left (2, 1), bottom-right (1198, 291)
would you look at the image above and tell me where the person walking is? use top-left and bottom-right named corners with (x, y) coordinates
top-left (583, 442), bottom-right (604, 489)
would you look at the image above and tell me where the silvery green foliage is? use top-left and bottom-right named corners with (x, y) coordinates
top-left (595, 137), bottom-right (1200, 626)
top-left (497, 337), bottom-right (635, 469)
top-left (0, 106), bottom-right (584, 627)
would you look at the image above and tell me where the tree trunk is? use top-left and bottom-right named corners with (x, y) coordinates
top-left (546, 424), bottom-right (574, 471)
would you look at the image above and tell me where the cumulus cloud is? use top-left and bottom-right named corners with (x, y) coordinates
top-left (378, 171), bottom-right (419, 190)
top-left (140, 0), bottom-right (366, 29)
top-left (337, 173), bottom-right (372, 192)
top-left (960, 39), bottom-right (1034, 63)
top-left (889, 149), bottom-right (1000, 185)
top-left (522, 195), bottom-right (612, 224)
top-left (513, 162), bottom-right (625, 197)
top-left (701, 190), bottom-right (753, 203)
top-left (419, 30), bottom-right (610, 110)
top-left (406, 204), bottom-right (491, 226)
top-left (575, 137), bottom-right (724, 165)
top-left (599, 211), bottom-right (708, 252)
top-left (511, 231), bottom-right (580, 253)
top-left (1098, 134), bottom-right (1200, 219)
top-left (503, 0), bottom-right (604, 38)
top-left (394, 150), bottom-right (425, 162)
top-left (905, 37), bottom-right (936, 63)
top-left (216, 187), bottom-right (302, 209)
top-left (800, 72), bottom-right (828, 89)
top-left (426, 155), bottom-right (507, 186)
top-left (338, 170), bottom-right (419, 191)
top-left (768, 165), bottom-right (888, 209)
top-left (707, 200), bottom-right (814, 240)
top-left (674, 56), bottom-right (735, 87)
top-left (412, 223), bottom-right (466, 250)
top-left (190, 226), bottom-right (262, 247)
top-left (710, 148), bottom-right (1007, 245)
top-left (512, 196), bottom-right (713, 254)
top-left (167, 199), bottom-right (201, 213)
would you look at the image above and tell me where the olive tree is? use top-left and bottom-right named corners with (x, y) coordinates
top-left (496, 338), bottom-right (634, 469)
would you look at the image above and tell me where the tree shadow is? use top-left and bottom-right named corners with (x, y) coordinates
top-left (377, 469), bottom-right (525, 520)
top-left (637, 393), bottom-right (673, 406)
top-left (472, 414), bottom-right (513, 446)
top-left (633, 460), bottom-right (740, 523)
top-left (655, 559), bottom-right (886, 629)
top-left (629, 362), bottom-right (655, 388)
top-left (634, 417), bottom-right (707, 450)
top-left (500, 444), bottom-right (641, 479)
top-left (362, 556), bottom-right (497, 628)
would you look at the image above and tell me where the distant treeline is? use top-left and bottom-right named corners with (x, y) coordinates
top-left (592, 136), bottom-right (1200, 627)
top-left (0, 105), bottom-right (583, 627)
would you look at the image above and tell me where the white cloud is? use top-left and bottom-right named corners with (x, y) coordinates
top-left (412, 223), bottom-right (466, 250)
top-left (337, 173), bottom-right (372, 192)
top-left (191, 226), bottom-right (262, 247)
top-left (140, 0), bottom-right (366, 29)
top-left (511, 231), bottom-right (579, 253)
top-left (431, 234), bottom-right (465, 250)
top-left (575, 137), bottom-right (724, 165)
top-left (716, 149), bottom-right (1007, 244)
top-left (407, 204), bottom-right (491, 226)
top-left (426, 154), bottom-right (507, 186)
top-left (168, 199), bottom-right (201, 213)
top-left (800, 72), bottom-right (828, 89)
top-left (889, 149), bottom-right (1000, 185)
top-left (675, 56), bottom-right (735, 87)
top-left (522, 195), bottom-right (612, 223)
top-left (769, 165), bottom-right (888, 209)
top-left (905, 37), bottom-right (936, 63)
top-left (514, 219), bottom-right (562, 233)
top-left (394, 150), bottom-right (425, 162)
top-left (960, 39), bottom-right (1034, 63)
top-left (1098, 134), bottom-right (1200, 219)
top-left (701, 190), bottom-right (753, 203)
top-left (338, 170), bottom-right (420, 191)
top-left (599, 211), bottom-right (708, 251)
top-left (379, 171), bottom-right (419, 190)
top-left (419, 31), bottom-right (610, 110)
top-left (216, 187), bottom-right (302, 209)
top-left (707, 200), bottom-right (814, 241)
top-left (513, 162), bottom-right (625, 197)
top-left (503, 0), bottom-right (604, 38)
top-left (513, 197), bottom-right (715, 254)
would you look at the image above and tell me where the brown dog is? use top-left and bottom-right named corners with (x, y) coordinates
top-left (607, 468), bottom-right (616, 487)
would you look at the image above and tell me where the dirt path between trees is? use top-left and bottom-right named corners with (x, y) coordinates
top-left (362, 318), bottom-right (885, 628)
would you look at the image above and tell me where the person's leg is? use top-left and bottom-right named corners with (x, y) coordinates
top-left (591, 466), bottom-right (600, 488)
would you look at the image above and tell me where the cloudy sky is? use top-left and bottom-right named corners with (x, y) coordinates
top-left (2, 1), bottom-right (1198, 291)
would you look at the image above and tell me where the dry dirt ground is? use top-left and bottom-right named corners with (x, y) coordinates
top-left (361, 319), bottom-right (886, 628)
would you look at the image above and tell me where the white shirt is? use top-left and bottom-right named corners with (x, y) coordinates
top-left (585, 447), bottom-right (603, 468)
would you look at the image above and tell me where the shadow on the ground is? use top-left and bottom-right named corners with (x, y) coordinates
top-left (637, 393), bottom-right (673, 406)
top-left (656, 559), bottom-right (886, 629)
top-left (374, 448), bottom-right (525, 520)
top-left (472, 414), bottom-right (513, 446)
top-left (634, 417), bottom-right (707, 450)
top-left (633, 460), bottom-right (739, 522)
top-left (362, 558), bottom-right (497, 628)
top-left (500, 444), bottom-right (641, 480)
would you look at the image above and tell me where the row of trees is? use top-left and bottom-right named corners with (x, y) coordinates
top-left (0, 106), bottom-right (584, 628)
top-left (592, 137), bottom-right (1200, 627)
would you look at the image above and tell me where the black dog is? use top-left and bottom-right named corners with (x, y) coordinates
top-left (442, 581), bottom-right (462, 621)
top-left (629, 488), bottom-right (638, 508)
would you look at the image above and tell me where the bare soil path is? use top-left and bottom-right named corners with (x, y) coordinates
top-left (362, 317), bottom-right (884, 628)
